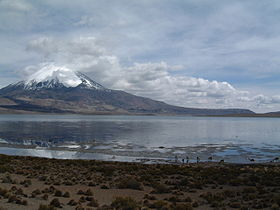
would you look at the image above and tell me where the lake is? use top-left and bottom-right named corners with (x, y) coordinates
top-left (0, 114), bottom-right (279, 163)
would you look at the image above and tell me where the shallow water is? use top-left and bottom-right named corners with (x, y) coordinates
top-left (0, 114), bottom-right (279, 163)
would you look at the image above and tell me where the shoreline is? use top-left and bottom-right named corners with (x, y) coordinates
top-left (0, 154), bottom-right (279, 209)
top-left (0, 111), bottom-right (280, 118)
top-left (0, 144), bottom-right (279, 165)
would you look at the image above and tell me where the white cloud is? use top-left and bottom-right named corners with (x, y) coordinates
top-left (0, 0), bottom-right (33, 12)
top-left (23, 36), bottom-right (280, 111)
top-left (1, 1), bottom-right (280, 112)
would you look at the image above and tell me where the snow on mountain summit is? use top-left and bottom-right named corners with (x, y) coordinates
top-left (26, 64), bottom-right (81, 88)
top-left (21, 64), bottom-right (106, 90)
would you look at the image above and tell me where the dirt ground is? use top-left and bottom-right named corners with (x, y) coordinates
top-left (0, 154), bottom-right (279, 210)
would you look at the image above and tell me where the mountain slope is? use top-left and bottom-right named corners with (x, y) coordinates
top-left (0, 65), bottom-right (255, 115)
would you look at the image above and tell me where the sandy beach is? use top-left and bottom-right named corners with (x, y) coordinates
top-left (0, 154), bottom-right (279, 209)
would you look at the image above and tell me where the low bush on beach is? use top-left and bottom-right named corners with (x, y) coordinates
top-left (0, 155), bottom-right (12, 165)
top-left (85, 188), bottom-right (93, 196)
top-left (77, 189), bottom-right (84, 195)
top-left (63, 191), bottom-right (70, 197)
top-left (273, 194), bottom-right (280, 205)
top-left (87, 198), bottom-right (99, 207)
top-left (149, 200), bottom-right (169, 209)
top-left (117, 177), bottom-right (143, 190)
top-left (50, 198), bottom-right (62, 208)
top-left (1, 175), bottom-right (13, 184)
top-left (271, 203), bottom-right (280, 210)
top-left (38, 204), bottom-right (57, 210)
top-left (76, 188), bottom-right (93, 196)
top-left (42, 193), bottom-right (48, 200)
top-left (54, 190), bottom-right (63, 197)
top-left (100, 166), bottom-right (115, 177)
top-left (79, 196), bottom-right (86, 203)
top-left (170, 203), bottom-right (193, 210)
top-left (0, 165), bottom-right (11, 173)
top-left (242, 187), bottom-right (257, 194)
top-left (20, 179), bottom-right (32, 187)
top-left (111, 197), bottom-right (139, 210)
top-left (151, 182), bottom-right (170, 194)
top-left (97, 204), bottom-right (114, 210)
top-left (7, 194), bottom-right (28, 205)
top-left (32, 189), bottom-right (42, 197)
top-left (165, 196), bottom-right (182, 202)
top-left (67, 199), bottom-right (78, 206)
top-left (101, 184), bottom-right (109, 189)
top-left (144, 194), bottom-right (157, 200)
top-left (200, 191), bottom-right (226, 207)
top-left (0, 187), bottom-right (8, 196)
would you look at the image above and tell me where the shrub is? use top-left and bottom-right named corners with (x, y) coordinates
top-left (0, 165), bottom-right (11, 173)
top-left (38, 204), bottom-right (57, 210)
top-left (50, 198), bottom-right (61, 208)
top-left (42, 194), bottom-right (48, 200)
top-left (118, 177), bottom-right (142, 190)
top-left (22, 200), bottom-right (28, 205)
top-left (79, 196), bottom-right (86, 203)
top-left (75, 205), bottom-right (84, 210)
top-left (101, 166), bottom-right (115, 176)
top-left (101, 185), bottom-right (109, 189)
top-left (229, 202), bottom-right (241, 208)
top-left (20, 179), bottom-right (32, 187)
top-left (111, 197), bottom-right (138, 210)
top-left (85, 188), bottom-right (93, 196)
top-left (192, 201), bottom-right (199, 208)
top-left (0, 187), bottom-right (8, 196)
top-left (273, 194), bottom-right (280, 205)
top-left (2, 176), bottom-right (12, 184)
top-left (88, 182), bottom-right (96, 186)
top-left (77, 189), bottom-right (84, 195)
top-left (63, 191), bottom-right (70, 198)
top-left (68, 199), bottom-right (78, 206)
top-left (87, 198), bottom-right (99, 207)
top-left (32, 189), bottom-right (42, 196)
top-left (166, 196), bottom-right (181, 202)
top-left (8, 195), bottom-right (20, 203)
top-left (97, 204), bottom-right (114, 210)
top-left (171, 203), bottom-right (193, 210)
top-left (152, 183), bottom-right (170, 194)
top-left (185, 196), bottom-right (192, 202)
top-left (242, 187), bottom-right (257, 194)
top-left (144, 194), bottom-right (156, 200)
top-left (86, 196), bottom-right (93, 201)
top-left (38, 176), bottom-right (48, 181)
top-left (150, 200), bottom-right (169, 209)
top-left (54, 190), bottom-right (63, 197)
top-left (271, 203), bottom-right (280, 210)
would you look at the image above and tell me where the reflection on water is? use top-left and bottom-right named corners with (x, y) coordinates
top-left (0, 114), bottom-right (279, 163)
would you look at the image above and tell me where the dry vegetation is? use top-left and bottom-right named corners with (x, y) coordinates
top-left (0, 154), bottom-right (279, 209)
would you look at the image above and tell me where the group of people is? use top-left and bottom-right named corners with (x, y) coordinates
top-left (174, 155), bottom-right (207, 164)
top-left (174, 155), bottom-right (225, 164)
top-left (174, 155), bottom-right (279, 164)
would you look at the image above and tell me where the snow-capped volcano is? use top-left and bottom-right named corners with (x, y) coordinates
top-left (19, 64), bottom-right (106, 90)
top-left (0, 65), bottom-right (255, 115)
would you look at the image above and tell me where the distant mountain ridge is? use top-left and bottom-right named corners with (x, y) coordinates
top-left (0, 65), bottom-right (255, 115)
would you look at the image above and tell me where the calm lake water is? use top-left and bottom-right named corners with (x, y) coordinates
top-left (0, 114), bottom-right (279, 163)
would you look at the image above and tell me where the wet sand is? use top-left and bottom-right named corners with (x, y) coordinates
top-left (0, 141), bottom-right (279, 164)
top-left (0, 154), bottom-right (279, 209)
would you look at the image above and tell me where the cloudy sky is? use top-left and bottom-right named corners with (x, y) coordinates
top-left (1, 0), bottom-right (280, 113)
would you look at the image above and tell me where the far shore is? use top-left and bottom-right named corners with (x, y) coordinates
top-left (0, 154), bottom-right (279, 210)
top-left (0, 109), bottom-right (280, 118)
